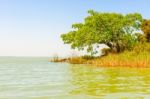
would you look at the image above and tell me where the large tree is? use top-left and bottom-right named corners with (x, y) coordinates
top-left (61, 10), bottom-right (143, 55)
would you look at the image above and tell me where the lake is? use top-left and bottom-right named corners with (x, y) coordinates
top-left (0, 57), bottom-right (150, 99)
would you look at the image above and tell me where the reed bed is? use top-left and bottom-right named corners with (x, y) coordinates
top-left (52, 43), bottom-right (150, 68)
top-left (86, 51), bottom-right (150, 68)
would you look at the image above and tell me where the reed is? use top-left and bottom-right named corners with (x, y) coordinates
top-left (52, 43), bottom-right (150, 68)
top-left (74, 43), bottom-right (150, 67)
top-left (68, 57), bottom-right (87, 64)
top-left (50, 55), bottom-right (67, 62)
top-left (86, 51), bottom-right (150, 68)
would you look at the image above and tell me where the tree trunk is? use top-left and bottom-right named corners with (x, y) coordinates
top-left (106, 42), bottom-right (120, 53)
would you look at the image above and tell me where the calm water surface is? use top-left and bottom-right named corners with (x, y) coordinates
top-left (0, 57), bottom-right (150, 99)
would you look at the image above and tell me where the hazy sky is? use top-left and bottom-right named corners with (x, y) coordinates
top-left (0, 0), bottom-right (150, 57)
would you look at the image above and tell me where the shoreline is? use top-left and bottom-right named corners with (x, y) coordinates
top-left (51, 51), bottom-right (150, 68)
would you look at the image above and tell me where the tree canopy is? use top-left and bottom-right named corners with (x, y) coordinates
top-left (61, 10), bottom-right (143, 55)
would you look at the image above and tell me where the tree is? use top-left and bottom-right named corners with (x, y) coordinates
top-left (61, 10), bottom-right (143, 55)
top-left (141, 19), bottom-right (150, 42)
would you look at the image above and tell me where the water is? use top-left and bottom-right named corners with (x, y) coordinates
top-left (0, 57), bottom-right (150, 99)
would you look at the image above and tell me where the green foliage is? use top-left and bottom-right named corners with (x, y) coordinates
top-left (141, 19), bottom-right (150, 42)
top-left (135, 33), bottom-right (147, 43)
top-left (133, 42), bottom-right (150, 54)
top-left (61, 10), bottom-right (143, 55)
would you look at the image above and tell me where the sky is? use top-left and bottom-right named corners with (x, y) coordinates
top-left (0, 0), bottom-right (150, 57)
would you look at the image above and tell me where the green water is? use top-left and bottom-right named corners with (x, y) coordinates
top-left (0, 57), bottom-right (150, 99)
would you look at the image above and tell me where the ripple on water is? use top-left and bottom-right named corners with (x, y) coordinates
top-left (0, 57), bottom-right (150, 99)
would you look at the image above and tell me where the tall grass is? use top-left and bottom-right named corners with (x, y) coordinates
top-left (68, 43), bottom-right (150, 68)
top-left (51, 43), bottom-right (150, 67)
top-left (86, 51), bottom-right (150, 67)
top-left (68, 57), bottom-right (86, 64)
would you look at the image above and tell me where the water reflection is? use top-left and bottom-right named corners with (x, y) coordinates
top-left (69, 65), bottom-right (150, 99)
